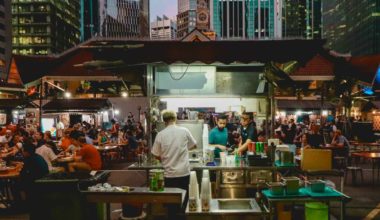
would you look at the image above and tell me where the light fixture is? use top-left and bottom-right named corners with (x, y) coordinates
top-left (114, 109), bottom-right (120, 115)
top-left (13, 111), bottom-right (19, 115)
top-left (322, 110), bottom-right (328, 116)
top-left (64, 92), bottom-right (71, 98)
top-left (121, 92), bottom-right (128, 98)
top-left (295, 111), bottom-right (301, 116)
top-left (373, 110), bottom-right (377, 114)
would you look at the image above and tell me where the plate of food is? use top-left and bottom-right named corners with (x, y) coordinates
top-left (0, 166), bottom-right (16, 172)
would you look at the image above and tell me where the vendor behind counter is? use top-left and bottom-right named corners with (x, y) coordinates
top-left (209, 114), bottom-right (229, 158)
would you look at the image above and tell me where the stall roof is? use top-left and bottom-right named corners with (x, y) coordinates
top-left (43, 99), bottom-right (112, 113)
top-left (277, 100), bottom-right (336, 110)
top-left (349, 54), bottom-right (380, 85)
top-left (12, 38), bottom-right (327, 84)
top-left (362, 101), bottom-right (380, 112)
top-left (0, 99), bottom-right (37, 109)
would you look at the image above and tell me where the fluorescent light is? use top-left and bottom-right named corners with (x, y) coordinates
top-left (64, 92), bottom-right (71, 98)
top-left (322, 110), bottom-right (328, 116)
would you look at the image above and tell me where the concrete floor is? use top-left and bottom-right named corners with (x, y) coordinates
top-left (1, 160), bottom-right (380, 220)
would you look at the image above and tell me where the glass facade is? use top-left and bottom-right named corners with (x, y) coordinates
top-left (212, 0), bottom-right (278, 39)
top-left (99, 0), bottom-right (150, 38)
top-left (0, 0), bottom-right (11, 79)
top-left (80, 0), bottom-right (99, 42)
top-left (11, 0), bottom-right (81, 55)
top-left (283, 0), bottom-right (321, 39)
top-left (323, 0), bottom-right (380, 55)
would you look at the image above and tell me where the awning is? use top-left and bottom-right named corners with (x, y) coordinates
top-left (42, 99), bottom-right (112, 113)
top-left (0, 99), bottom-right (36, 109)
top-left (362, 101), bottom-right (380, 112)
top-left (13, 38), bottom-right (328, 84)
top-left (277, 100), bottom-right (336, 110)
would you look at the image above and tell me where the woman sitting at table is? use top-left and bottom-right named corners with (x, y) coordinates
top-left (58, 129), bottom-right (72, 152)
top-left (300, 134), bottom-right (312, 149)
top-left (68, 131), bottom-right (102, 172)
top-left (97, 130), bottom-right (109, 146)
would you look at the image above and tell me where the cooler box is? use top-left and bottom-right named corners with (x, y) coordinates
top-left (301, 149), bottom-right (332, 171)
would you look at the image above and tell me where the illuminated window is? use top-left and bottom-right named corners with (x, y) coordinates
top-left (19, 37), bottom-right (32, 44)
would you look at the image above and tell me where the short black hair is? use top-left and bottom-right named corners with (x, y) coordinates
top-left (217, 114), bottom-right (227, 121)
top-left (23, 138), bottom-right (36, 154)
top-left (242, 112), bottom-right (253, 120)
top-left (69, 130), bottom-right (85, 140)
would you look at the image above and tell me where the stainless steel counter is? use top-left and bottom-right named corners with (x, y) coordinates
top-left (185, 198), bottom-right (268, 220)
top-left (128, 160), bottom-right (276, 171)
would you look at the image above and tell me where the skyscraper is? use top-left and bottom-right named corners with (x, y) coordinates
top-left (282, 0), bottom-right (322, 39)
top-left (99, 0), bottom-right (149, 38)
top-left (151, 15), bottom-right (177, 40)
top-left (323, 0), bottom-right (380, 55)
top-left (210, 0), bottom-right (282, 39)
top-left (0, 0), bottom-right (11, 79)
top-left (11, 0), bottom-right (81, 55)
top-left (80, 0), bottom-right (100, 42)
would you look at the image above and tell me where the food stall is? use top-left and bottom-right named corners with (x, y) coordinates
top-left (12, 38), bottom-right (351, 219)
top-left (42, 98), bottom-right (113, 129)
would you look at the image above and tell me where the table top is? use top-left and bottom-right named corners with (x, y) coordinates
top-left (56, 156), bottom-right (74, 163)
top-left (350, 142), bottom-right (380, 146)
top-left (352, 152), bottom-right (380, 159)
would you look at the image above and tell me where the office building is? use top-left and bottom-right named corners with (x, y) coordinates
top-left (0, 0), bottom-right (11, 79)
top-left (322, 0), bottom-right (380, 55)
top-left (99, 0), bottom-right (149, 38)
top-left (11, 0), bottom-right (81, 55)
top-left (151, 15), bottom-right (177, 40)
top-left (210, 0), bottom-right (282, 39)
top-left (282, 0), bottom-right (322, 39)
top-left (80, 0), bottom-right (100, 42)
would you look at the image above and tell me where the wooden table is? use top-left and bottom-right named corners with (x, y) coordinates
top-left (0, 162), bottom-right (22, 209)
top-left (351, 152), bottom-right (380, 185)
top-left (350, 142), bottom-right (380, 151)
top-left (95, 145), bottom-right (119, 168)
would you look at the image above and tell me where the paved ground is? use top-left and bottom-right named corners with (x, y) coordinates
top-left (1, 160), bottom-right (380, 220)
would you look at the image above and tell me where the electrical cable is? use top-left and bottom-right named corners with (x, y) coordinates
top-left (167, 64), bottom-right (190, 80)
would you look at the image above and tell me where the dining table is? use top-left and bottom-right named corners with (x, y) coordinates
top-left (94, 145), bottom-right (120, 168)
top-left (351, 152), bottom-right (380, 185)
top-left (0, 161), bottom-right (23, 209)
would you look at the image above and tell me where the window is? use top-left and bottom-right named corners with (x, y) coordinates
top-left (19, 37), bottom-right (32, 45)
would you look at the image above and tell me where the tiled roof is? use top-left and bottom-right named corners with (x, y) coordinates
top-left (291, 54), bottom-right (334, 76)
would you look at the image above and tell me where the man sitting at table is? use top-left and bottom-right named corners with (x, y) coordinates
top-left (19, 139), bottom-right (49, 199)
top-left (68, 131), bottom-right (101, 172)
top-left (331, 129), bottom-right (350, 157)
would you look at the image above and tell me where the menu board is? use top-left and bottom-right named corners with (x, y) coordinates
top-left (25, 108), bottom-right (39, 132)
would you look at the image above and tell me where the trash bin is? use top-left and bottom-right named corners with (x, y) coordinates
top-left (305, 202), bottom-right (328, 220)
top-left (30, 171), bottom-right (110, 220)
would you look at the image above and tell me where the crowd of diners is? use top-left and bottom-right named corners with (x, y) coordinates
top-left (0, 118), bottom-right (147, 206)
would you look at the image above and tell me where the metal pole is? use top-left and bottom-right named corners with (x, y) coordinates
top-left (39, 78), bottom-right (43, 132)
